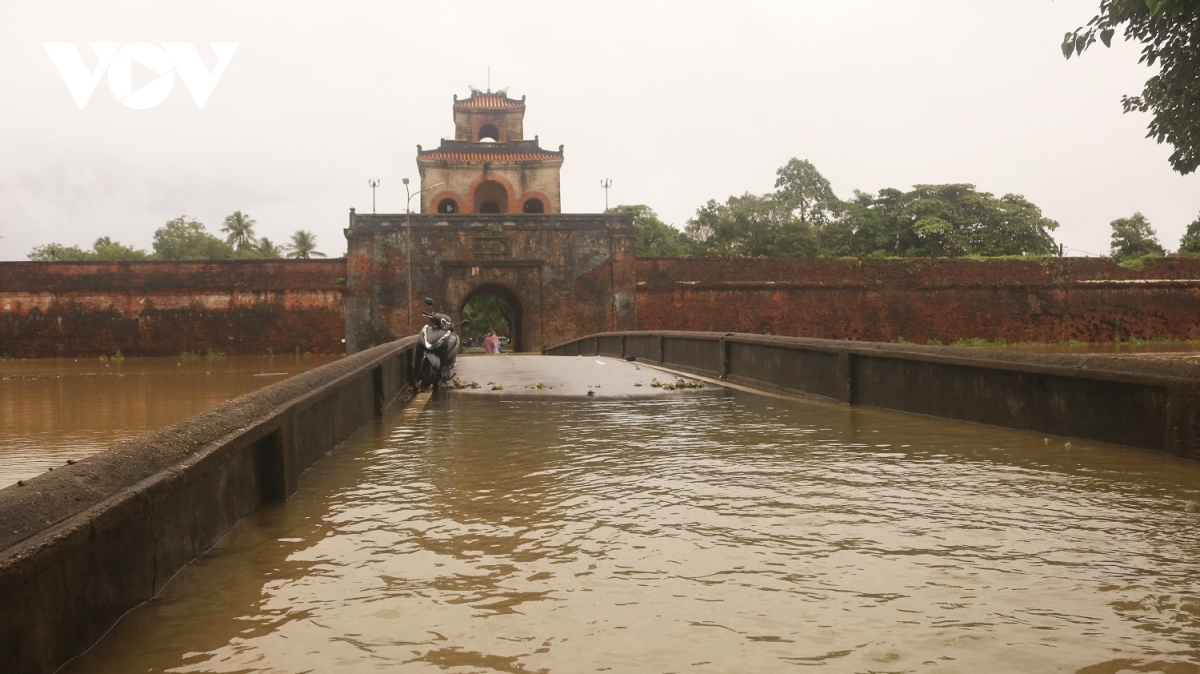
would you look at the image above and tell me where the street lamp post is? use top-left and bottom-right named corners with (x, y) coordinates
top-left (403, 178), bottom-right (445, 334)
top-left (368, 179), bottom-right (380, 214)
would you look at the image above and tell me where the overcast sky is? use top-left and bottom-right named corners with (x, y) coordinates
top-left (1, 0), bottom-right (1197, 261)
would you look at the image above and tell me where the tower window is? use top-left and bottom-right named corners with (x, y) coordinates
top-left (478, 124), bottom-right (500, 142)
top-left (523, 198), bottom-right (545, 213)
top-left (474, 180), bottom-right (508, 213)
top-left (437, 198), bottom-right (458, 213)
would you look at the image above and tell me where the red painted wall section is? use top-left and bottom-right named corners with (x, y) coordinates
top-left (635, 257), bottom-right (1200, 344)
top-left (0, 260), bottom-right (346, 358)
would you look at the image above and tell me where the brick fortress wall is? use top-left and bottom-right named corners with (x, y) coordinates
top-left (0, 260), bottom-right (346, 358)
top-left (3, 256), bottom-right (1199, 358)
top-left (635, 257), bottom-right (1200, 344)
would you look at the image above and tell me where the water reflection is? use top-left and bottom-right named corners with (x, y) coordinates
top-left (65, 389), bottom-right (1200, 673)
top-left (0, 355), bottom-right (340, 485)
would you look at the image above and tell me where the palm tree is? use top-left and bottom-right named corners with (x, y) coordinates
top-left (287, 230), bottom-right (326, 259)
top-left (255, 237), bottom-right (283, 258)
top-left (221, 211), bottom-right (257, 251)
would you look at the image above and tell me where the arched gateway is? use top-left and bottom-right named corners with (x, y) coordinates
top-left (343, 212), bottom-right (635, 353)
top-left (344, 88), bottom-right (637, 353)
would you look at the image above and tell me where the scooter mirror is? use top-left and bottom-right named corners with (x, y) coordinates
top-left (423, 298), bottom-right (436, 307)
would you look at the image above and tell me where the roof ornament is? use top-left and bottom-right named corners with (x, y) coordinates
top-left (497, 86), bottom-right (509, 95)
top-left (469, 85), bottom-right (482, 95)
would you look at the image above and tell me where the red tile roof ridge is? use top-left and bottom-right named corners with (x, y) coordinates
top-left (453, 91), bottom-right (526, 110)
top-left (418, 151), bottom-right (563, 163)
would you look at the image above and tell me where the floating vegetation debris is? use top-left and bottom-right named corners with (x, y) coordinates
top-left (527, 382), bottom-right (546, 390)
top-left (649, 377), bottom-right (705, 391)
top-left (450, 379), bottom-right (481, 390)
top-left (491, 384), bottom-right (504, 391)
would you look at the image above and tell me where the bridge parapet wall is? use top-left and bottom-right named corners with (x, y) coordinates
top-left (547, 331), bottom-right (1200, 460)
top-left (0, 337), bottom-right (417, 674)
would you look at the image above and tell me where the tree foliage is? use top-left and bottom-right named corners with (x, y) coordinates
top-left (28, 212), bottom-right (313, 261)
top-left (1064, 0), bottom-right (1200, 174)
top-left (685, 193), bottom-right (818, 257)
top-left (461, 293), bottom-right (514, 340)
top-left (606, 204), bottom-right (693, 257)
top-left (152, 216), bottom-right (235, 260)
top-left (1110, 211), bottom-right (1166, 261)
top-left (678, 159), bottom-right (1058, 259)
top-left (253, 237), bottom-right (284, 258)
top-left (286, 230), bottom-right (326, 259)
top-left (29, 237), bottom-right (149, 261)
top-left (221, 211), bottom-right (258, 251)
top-left (1179, 211), bottom-right (1200, 254)
top-left (774, 158), bottom-right (841, 226)
top-left (824, 185), bottom-right (1059, 258)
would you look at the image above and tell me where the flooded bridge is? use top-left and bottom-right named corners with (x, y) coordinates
top-left (3, 334), bottom-right (1200, 673)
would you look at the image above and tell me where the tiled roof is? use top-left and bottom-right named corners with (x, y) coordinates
top-left (418, 151), bottom-right (562, 163)
top-left (454, 92), bottom-right (525, 110)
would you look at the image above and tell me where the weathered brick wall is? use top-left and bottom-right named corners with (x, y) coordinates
top-left (0, 260), bottom-right (346, 358)
top-left (635, 257), bottom-right (1200, 344)
top-left (6, 255), bottom-right (1199, 359)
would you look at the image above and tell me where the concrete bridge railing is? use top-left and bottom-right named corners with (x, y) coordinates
top-left (546, 331), bottom-right (1200, 459)
top-left (0, 337), bottom-right (419, 674)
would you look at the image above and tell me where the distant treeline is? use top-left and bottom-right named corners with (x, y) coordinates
top-left (28, 212), bottom-right (326, 261)
top-left (613, 158), bottom-right (1200, 267)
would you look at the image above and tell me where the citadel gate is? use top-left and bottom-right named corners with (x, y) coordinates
top-left (344, 87), bottom-right (637, 353)
top-left (343, 212), bottom-right (636, 353)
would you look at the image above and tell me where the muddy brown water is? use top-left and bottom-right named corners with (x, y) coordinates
top-left (57, 357), bottom-right (1200, 673)
top-left (0, 355), bottom-right (341, 486)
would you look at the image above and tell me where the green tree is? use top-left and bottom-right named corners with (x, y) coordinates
top-left (1177, 211), bottom-right (1200, 255)
top-left (1110, 211), bottom-right (1166, 262)
top-left (819, 185), bottom-right (1058, 258)
top-left (29, 237), bottom-right (149, 261)
top-left (286, 230), bottom-right (326, 259)
top-left (607, 204), bottom-right (691, 256)
top-left (91, 236), bottom-right (149, 260)
top-left (773, 158), bottom-right (841, 227)
top-left (685, 193), bottom-right (808, 257)
top-left (461, 293), bottom-right (514, 340)
top-left (252, 237), bottom-right (284, 258)
top-left (221, 211), bottom-right (257, 251)
top-left (28, 243), bottom-right (91, 261)
top-left (1064, 0), bottom-right (1200, 174)
top-left (152, 216), bottom-right (235, 260)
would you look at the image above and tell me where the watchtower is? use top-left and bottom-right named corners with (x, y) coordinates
top-left (416, 88), bottom-right (563, 215)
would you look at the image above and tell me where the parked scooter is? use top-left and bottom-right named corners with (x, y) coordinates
top-left (415, 298), bottom-right (464, 391)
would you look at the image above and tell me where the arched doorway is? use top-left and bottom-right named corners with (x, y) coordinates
top-left (522, 197), bottom-right (545, 213)
top-left (478, 123), bottom-right (500, 142)
top-left (460, 285), bottom-right (524, 353)
top-left (474, 180), bottom-right (508, 214)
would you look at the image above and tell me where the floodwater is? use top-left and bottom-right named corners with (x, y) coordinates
top-left (64, 363), bottom-right (1200, 673)
top-left (0, 355), bottom-right (340, 486)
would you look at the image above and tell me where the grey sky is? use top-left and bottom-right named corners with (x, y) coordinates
top-left (1, 0), bottom-right (1197, 261)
